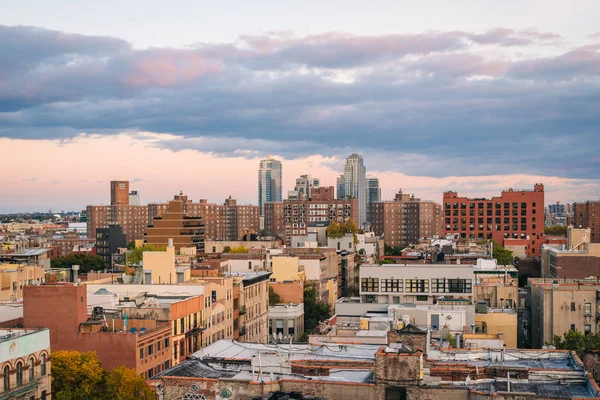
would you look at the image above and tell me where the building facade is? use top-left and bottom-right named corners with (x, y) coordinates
top-left (149, 193), bottom-right (260, 242)
top-left (237, 272), bottom-right (271, 343)
top-left (574, 200), bottom-right (600, 243)
top-left (442, 184), bottom-right (545, 257)
top-left (371, 190), bottom-right (442, 248)
top-left (86, 205), bottom-right (148, 243)
top-left (258, 158), bottom-right (282, 216)
top-left (365, 177), bottom-right (381, 224)
top-left (145, 199), bottom-right (204, 252)
top-left (95, 224), bottom-right (127, 267)
top-left (110, 180), bottom-right (130, 206)
top-left (289, 174), bottom-right (320, 200)
top-left (268, 303), bottom-right (304, 342)
top-left (0, 328), bottom-right (51, 400)
top-left (342, 154), bottom-right (366, 228)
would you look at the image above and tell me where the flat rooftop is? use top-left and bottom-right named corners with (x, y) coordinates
top-left (0, 328), bottom-right (47, 343)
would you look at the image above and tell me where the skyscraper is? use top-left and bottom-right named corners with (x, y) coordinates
top-left (366, 177), bottom-right (381, 224)
top-left (258, 158), bottom-right (282, 215)
top-left (289, 174), bottom-right (320, 200)
top-left (336, 175), bottom-right (345, 200)
top-left (343, 154), bottom-right (366, 227)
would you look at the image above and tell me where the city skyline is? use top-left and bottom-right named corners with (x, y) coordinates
top-left (1, 2), bottom-right (600, 211)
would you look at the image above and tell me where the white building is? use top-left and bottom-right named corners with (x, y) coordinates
top-left (268, 303), bottom-right (304, 342)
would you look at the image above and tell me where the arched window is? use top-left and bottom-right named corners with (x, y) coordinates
top-left (3, 365), bottom-right (10, 391)
top-left (16, 362), bottom-right (23, 386)
top-left (40, 354), bottom-right (46, 376)
top-left (28, 358), bottom-right (35, 381)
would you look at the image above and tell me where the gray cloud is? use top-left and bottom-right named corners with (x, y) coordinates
top-left (0, 25), bottom-right (598, 180)
top-left (21, 177), bottom-right (38, 182)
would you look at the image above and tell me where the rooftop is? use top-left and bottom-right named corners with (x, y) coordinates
top-left (0, 328), bottom-right (47, 343)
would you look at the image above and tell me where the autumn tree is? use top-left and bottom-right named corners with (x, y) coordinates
top-left (230, 245), bottom-right (249, 253)
top-left (105, 366), bottom-right (155, 400)
top-left (327, 221), bottom-right (344, 238)
top-left (52, 350), bottom-right (105, 400)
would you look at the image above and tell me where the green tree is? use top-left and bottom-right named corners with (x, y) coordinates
top-left (52, 350), bottom-right (105, 400)
top-left (51, 254), bottom-right (106, 273)
top-left (269, 286), bottom-right (283, 305)
top-left (553, 329), bottom-right (600, 360)
top-left (327, 221), bottom-right (344, 239)
top-left (105, 366), bottom-right (154, 400)
top-left (545, 225), bottom-right (568, 236)
top-left (126, 242), bottom-right (136, 250)
top-left (492, 241), bottom-right (514, 266)
top-left (384, 243), bottom-right (403, 256)
top-left (222, 246), bottom-right (232, 253)
top-left (303, 283), bottom-right (331, 333)
top-left (127, 244), bottom-right (167, 266)
top-left (230, 245), bottom-right (249, 253)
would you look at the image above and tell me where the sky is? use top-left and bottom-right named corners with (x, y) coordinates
top-left (1, 1), bottom-right (599, 212)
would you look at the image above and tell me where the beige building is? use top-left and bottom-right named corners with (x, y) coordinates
top-left (142, 241), bottom-right (178, 284)
top-left (541, 227), bottom-right (600, 279)
top-left (270, 256), bottom-right (305, 282)
top-left (529, 278), bottom-right (600, 348)
top-left (196, 277), bottom-right (235, 347)
top-left (473, 259), bottom-right (519, 309)
top-left (235, 272), bottom-right (271, 343)
top-left (205, 240), bottom-right (280, 254)
top-left (474, 309), bottom-right (518, 348)
top-left (268, 303), bottom-right (304, 342)
top-left (0, 263), bottom-right (46, 301)
top-left (0, 328), bottom-right (51, 399)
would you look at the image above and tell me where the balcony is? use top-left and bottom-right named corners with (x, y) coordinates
top-left (239, 305), bottom-right (247, 315)
top-left (240, 325), bottom-right (247, 335)
top-left (0, 378), bottom-right (42, 400)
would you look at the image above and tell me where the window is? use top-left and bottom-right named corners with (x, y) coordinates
top-left (16, 362), bottom-right (23, 386)
top-left (164, 338), bottom-right (169, 348)
top-left (148, 344), bottom-right (153, 356)
top-left (585, 303), bottom-right (592, 315)
top-left (3, 365), bottom-right (9, 390)
top-left (140, 348), bottom-right (144, 359)
top-left (361, 278), bottom-right (379, 292)
top-left (42, 391), bottom-right (47, 400)
top-left (571, 302), bottom-right (576, 311)
top-left (571, 324), bottom-right (576, 331)
top-left (406, 279), bottom-right (429, 293)
top-left (585, 324), bottom-right (592, 335)
top-left (147, 368), bottom-right (153, 379)
top-left (28, 357), bottom-right (35, 381)
top-left (381, 279), bottom-right (403, 292)
top-left (41, 354), bottom-right (46, 376)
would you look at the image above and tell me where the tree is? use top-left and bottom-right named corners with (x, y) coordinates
top-left (126, 242), bottom-right (136, 250)
top-left (553, 329), bottom-right (600, 360)
top-left (52, 350), bottom-right (154, 400)
top-left (105, 366), bottom-right (154, 400)
top-left (384, 244), bottom-right (403, 256)
top-left (222, 246), bottom-right (232, 253)
top-left (303, 283), bottom-right (331, 333)
top-left (230, 245), bottom-right (249, 253)
top-left (327, 222), bottom-right (344, 239)
top-left (51, 254), bottom-right (106, 273)
top-left (52, 350), bottom-right (105, 400)
top-left (344, 219), bottom-right (358, 234)
top-left (269, 286), bottom-right (283, 305)
top-left (545, 225), bottom-right (568, 236)
top-left (492, 241), bottom-right (514, 266)
top-left (127, 244), bottom-right (166, 266)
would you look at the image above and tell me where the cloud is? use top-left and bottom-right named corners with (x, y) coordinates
top-left (51, 180), bottom-right (60, 184)
top-left (21, 177), bottom-right (38, 182)
top-left (131, 178), bottom-right (143, 183)
top-left (0, 25), bottom-right (598, 181)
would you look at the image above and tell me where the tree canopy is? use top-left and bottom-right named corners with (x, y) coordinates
top-left (127, 244), bottom-right (167, 266)
top-left (230, 245), bottom-right (249, 253)
top-left (545, 225), bottom-right (568, 236)
top-left (384, 244), bottom-right (404, 256)
top-left (327, 220), bottom-right (358, 239)
top-left (492, 241), bottom-right (514, 266)
top-left (553, 329), bottom-right (600, 360)
top-left (51, 253), bottom-right (106, 273)
top-left (51, 350), bottom-right (154, 400)
top-left (303, 283), bottom-right (331, 333)
top-left (269, 285), bottom-right (283, 306)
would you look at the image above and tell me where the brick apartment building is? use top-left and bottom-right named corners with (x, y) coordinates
top-left (370, 189), bottom-right (442, 248)
top-left (263, 186), bottom-right (358, 246)
top-left (145, 198), bottom-right (204, 252)
top-left (149, 193), bottom-right (260, 241)
top-left (87, 181), bottom-right (148, 243)
top-left (442, 184), bottom-right (545, 257)
top-left (574, 200), bottom-right (600, 243)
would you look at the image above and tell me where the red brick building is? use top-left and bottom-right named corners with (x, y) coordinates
top-left (149, 193), bottom-right (260, 241)
top-left (574, 201), bottom-right (600, 243)
top-left (442, 184), bottom-right (545, 257)
top-left (263, 187), bottom-right (358, 246)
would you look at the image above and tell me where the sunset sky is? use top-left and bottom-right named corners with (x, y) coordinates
top-left (1, 1), bottom-right (599, 212)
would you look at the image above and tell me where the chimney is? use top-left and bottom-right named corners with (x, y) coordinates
top-left (168, 238), bottom-right (174, 248)
top-left (72, 264), bottom-right (80, 285)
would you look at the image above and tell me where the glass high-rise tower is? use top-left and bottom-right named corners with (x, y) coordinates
top-left (366, 177), bottom-right (381, 224)
top-left (258, 158), bottom-right (282, 215)
top-left (343, 154), bottom-right (367, 227)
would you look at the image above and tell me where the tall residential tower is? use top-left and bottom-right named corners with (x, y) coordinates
top-left (342, 154), bottom-right (367, 227)
top-left (258, 158), bottom-right (282, 215)
top-left (366, 177), bottom-right (381, 224)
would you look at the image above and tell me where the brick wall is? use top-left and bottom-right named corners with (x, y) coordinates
top-left (387, 330), bottom-right (427, 352)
